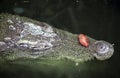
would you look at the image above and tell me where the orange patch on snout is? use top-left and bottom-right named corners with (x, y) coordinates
top-left (78, 34), bottom-right (89, 47)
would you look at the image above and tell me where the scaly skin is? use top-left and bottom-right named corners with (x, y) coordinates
top-left (0, 13), bottom-right (114, 64)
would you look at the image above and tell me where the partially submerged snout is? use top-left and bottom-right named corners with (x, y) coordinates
top-left (89, 40), bottom-right (114, 60)
top-left (0, 13), bottom-right (114, 62)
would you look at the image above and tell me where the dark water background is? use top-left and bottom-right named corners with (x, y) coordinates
top-left (0, 0), bottom-right (120, 78)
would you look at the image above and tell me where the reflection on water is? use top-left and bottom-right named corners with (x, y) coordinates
top-left (0, 59), bottom-right (110, 78)
top-left (0, 0), bottom-right (119, 78)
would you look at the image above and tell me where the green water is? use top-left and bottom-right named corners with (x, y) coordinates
top-left (0, 58), bottom-right (110, 78)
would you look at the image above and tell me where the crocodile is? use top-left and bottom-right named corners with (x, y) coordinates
top-left (0, 13), bottom-right (114, 64)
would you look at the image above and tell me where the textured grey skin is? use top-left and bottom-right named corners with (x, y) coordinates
top-left (0, 13), bottom-right (114, 63)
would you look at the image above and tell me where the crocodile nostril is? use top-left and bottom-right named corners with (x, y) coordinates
top-left (89, 40), bottom-right (114, 60)
top-left (96, 42), bottom-right (109, 54)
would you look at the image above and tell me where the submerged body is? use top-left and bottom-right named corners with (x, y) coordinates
top-left (0, 13), bottom-right (114, 63)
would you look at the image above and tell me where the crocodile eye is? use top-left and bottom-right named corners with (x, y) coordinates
top-left (18, 43), bottom-right (30, 50)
